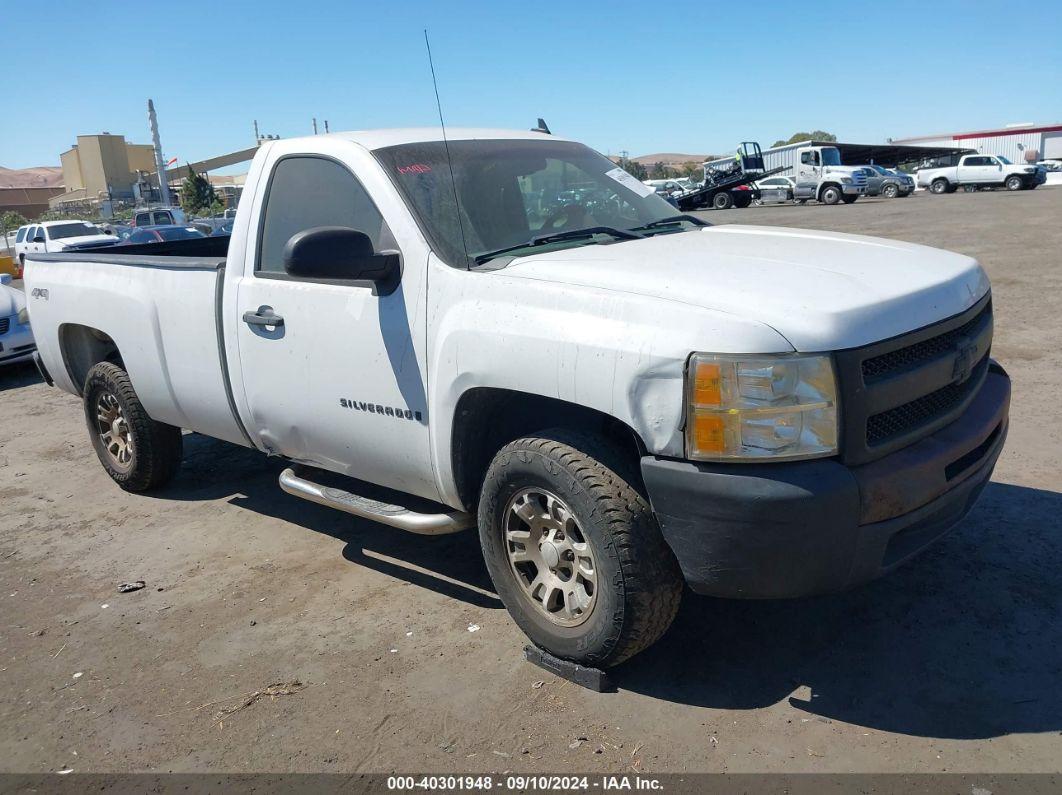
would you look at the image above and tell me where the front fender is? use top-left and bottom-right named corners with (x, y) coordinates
top-left (426, 259), bottom-right (792, 505)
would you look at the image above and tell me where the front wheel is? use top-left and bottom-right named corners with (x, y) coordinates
top-left (841, 194), bottom-right (859, 204)
top-left (883, 183), bottom-right (899, 198)
top-left (1005, 175), bottom-right (1023, 191)
top-left (478, 431), bottom-right (683, 667)
top-left (83, 362), bottom-right (183, 492)
top-left (820, 185), bottom-right (842, 205)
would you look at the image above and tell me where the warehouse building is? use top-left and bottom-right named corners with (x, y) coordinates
top-left (704, 139), bottom-right (969, 174)
top-left (890, 122), bottom-right (1062, 164)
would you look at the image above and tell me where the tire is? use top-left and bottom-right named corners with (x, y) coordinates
top-left (820, 185), bottom-right (842, 205)
top-left (841, 194), bottom-right (858, 204)
top-left (733, 192), bottom-right (753, 208)
top-left (17, 254), bottom-right (25, 279)
top-left (1005, 175), bottom-right (1023, 191)
top-left (712, 192), bottom-right (734, 210)
top-left (477, 430), bottom-right (683, 667)
top-left (882, 183), bottom-right (899, 198)
top-left (930, 179), bottom-right (948, 194)
top-left (83, 362), bottom-right (183, 492)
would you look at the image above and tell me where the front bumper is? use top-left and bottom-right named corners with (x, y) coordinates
top-left (843, 184), bottom-right (866, 195)
top-left (641, 363), bottom-right (1010, 599)
top-left (0, 322), bottom-right (36, 365)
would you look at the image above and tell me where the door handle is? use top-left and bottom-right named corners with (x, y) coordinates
top-left (243, 307), bottom-right (284, 327)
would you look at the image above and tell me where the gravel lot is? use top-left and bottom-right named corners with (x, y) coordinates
top-left (1, 188), bottom-right (1060, 774)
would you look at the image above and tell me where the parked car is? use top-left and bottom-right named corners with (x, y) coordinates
top-left (24, 127), bottom-right (1009, 667)
top-left (12, 221), bottom-right (115, 274)
top-left (0, 273), bottom-right (35, 366)
top-left (917, 154), bottom-right (1047, 194)
top-left (120, 225), bottom-right (207, 245)
top-left (1035, 159), bottom-right (1062, 172)
top-left (859, 165), bottom-right (914, 198)
top-left (754, 175), bottom-right (795, 202)
top-left (131, 207), bottom-right (188, 227)
top-left (793, 145), bottom-right (868, 204)
top-left (211, 221), bottom-right (234, 236)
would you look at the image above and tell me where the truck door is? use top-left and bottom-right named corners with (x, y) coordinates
top-left (794, 148), bottom-right (820, 198)
top-left (231, 151), bottom-right (437, 500)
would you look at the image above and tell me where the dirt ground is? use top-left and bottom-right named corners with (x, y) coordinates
top-left (1, 188), bottom-right (1060, 775)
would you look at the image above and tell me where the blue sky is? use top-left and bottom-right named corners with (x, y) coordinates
top-left (3, 0), bottom-right (1060, 169)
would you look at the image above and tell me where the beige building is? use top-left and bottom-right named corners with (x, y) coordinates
top-left (51, 133), bottom-right (156, 208)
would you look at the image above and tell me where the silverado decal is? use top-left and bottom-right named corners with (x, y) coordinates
top-left (340, 398), bottom-right (423, 422)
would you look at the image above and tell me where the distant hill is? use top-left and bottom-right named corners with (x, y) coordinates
top-left (630, 153), bottom-right (716, 166)
top-left (0, 166), bottom-right (64, 189)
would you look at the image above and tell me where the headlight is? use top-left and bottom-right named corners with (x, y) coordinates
top-left (685, 353), bottom-right (839, 461)
top-left (1023, 167), bottom-right (1036, 173)
top-left (17, 307), bottom-right (29, 325)
top-left (840, 177), bottom-right (853, 184)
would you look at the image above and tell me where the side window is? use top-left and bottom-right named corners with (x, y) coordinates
top-left (257, 156), bottom-right (388, 276)
top-left (154, 211), bottom-right (173, 225)
top-left (128, 229), bottom-right (153, 244)
top-left (29, 226), bottom-right (41, 241)
top-left (134, 212), bottom-right (150, 226)
top-left (15, 227), bottom-right (26, 243)
top-left (800, 151), bottom-right (819, 166)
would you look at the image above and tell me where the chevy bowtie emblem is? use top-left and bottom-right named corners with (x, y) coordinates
top-left (952, 338), bottom-right (977, 385)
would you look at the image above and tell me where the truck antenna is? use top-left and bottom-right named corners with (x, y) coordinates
top-left (424, 29), bottom-right (471, 270)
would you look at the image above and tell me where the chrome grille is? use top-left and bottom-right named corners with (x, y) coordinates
top-left (0, 317), bottom-right (9, 335)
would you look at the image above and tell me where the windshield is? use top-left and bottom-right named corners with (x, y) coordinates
top-left (821, 148), bottom-right (842, 166)
top-left (374, 139), bottom-right (685, 266)
top-left (870, 164), bottom-right (889, 174)
top-left (47, 222), bottom-right (100, 240)
top-left (996, 155), bottom-right (1012, 164)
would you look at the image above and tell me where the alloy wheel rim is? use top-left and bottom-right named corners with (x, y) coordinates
top-left (503, 487), bottom-right (597, 627)
top-left (95, 392), bottom-right (134, 471)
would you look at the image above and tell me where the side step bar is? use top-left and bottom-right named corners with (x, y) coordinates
top-left (278, 468), bottom-right (474, 535)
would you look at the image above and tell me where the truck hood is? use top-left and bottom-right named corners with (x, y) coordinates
top-left (52, 234), bottom-right (115, 249)
top-left (501, 225), bottom-right (990, 351)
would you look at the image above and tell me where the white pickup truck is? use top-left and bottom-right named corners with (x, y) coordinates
top-left (918, 154), bottom-right (1047, 194)
top-left (24, 128), bottom-right (1010, 667)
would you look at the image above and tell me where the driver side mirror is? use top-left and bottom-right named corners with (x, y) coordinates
top-left (33, 235), bottom-right (45, 243)
top-left (282, 226), bottom-right (400, 288)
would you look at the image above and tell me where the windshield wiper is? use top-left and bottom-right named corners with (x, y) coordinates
top-left (474, 226), bottom-right (642, 265)
top-left (629, 214), bottom-right (707, 232)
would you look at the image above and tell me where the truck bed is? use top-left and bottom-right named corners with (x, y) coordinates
top-left (24, 236), bottom-right (250, 448)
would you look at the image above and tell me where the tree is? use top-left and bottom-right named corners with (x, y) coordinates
top-left (771, 130), bottom-right (838, 147)
top-left (180, 164), bottom-right (219, 216)
top-left (648, 161), bottom-right (669, 180)
top-left (617, 157), bottom-right (648, 181)
top-left (1, 211), bottom-right (28, 234)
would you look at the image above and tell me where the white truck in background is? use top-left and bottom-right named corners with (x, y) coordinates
top-left (24, 128), bottom-right (1010, 667)
top-left (792, 144), bottom-right (868, 204)
top-left (918, 154), bottom-right (1047, 194)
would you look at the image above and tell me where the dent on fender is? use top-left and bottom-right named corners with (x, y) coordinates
top-left (625, 359), bottom-right (686, 455)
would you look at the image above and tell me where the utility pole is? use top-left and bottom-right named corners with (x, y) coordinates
top-left (313, 118), bottom-right (318, 135)
top-left (324, 120), bottom-right (330, 134)
top-left (254, 119), bottom-right (260, 143)
top-left (147, 99), bottom-right (172, 206)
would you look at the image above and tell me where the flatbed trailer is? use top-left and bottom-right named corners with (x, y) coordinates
top-left (674, 142), bottom-right (789, 210)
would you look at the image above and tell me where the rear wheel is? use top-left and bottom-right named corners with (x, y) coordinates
top-left (733, 192), bottom-right (753, 208)
top-left (83, 362), bottom-right (183, 492)
top-left (1005, 175), bottom-right (1023, 191)
top-left (712, 192), bottom-right (734, 210)
top-left (477, 431), bottom-right (683, 667)
top-left (930, 178), bottom-right (949, 194)
top-left (820, 185), bottom-right (842, 205)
